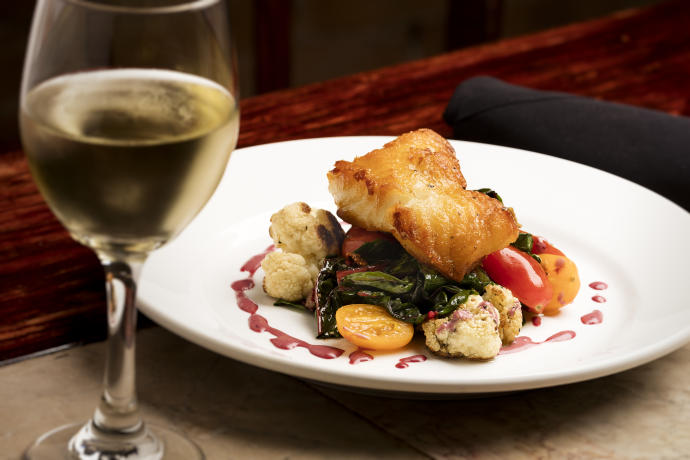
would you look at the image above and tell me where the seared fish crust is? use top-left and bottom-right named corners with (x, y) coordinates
top-left (327, 129), bottom-right (519, 281)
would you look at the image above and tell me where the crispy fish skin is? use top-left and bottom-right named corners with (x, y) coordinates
top-left (327, 129), bottom-right (519, 282)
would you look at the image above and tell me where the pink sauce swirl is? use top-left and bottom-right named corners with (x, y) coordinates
top-left (581, 310), bottom-right (603, 325)
top-left (349, 349), bottom-right (374, 364)
top-left (588, 281), bottom-right (608, 290)
top-left (232, 250), bottom-right (606, 365)
top-left (395, 355), bottom-right (427, 369)
top-left (232, 251), bottom-right (344, 360)
top-left (499, 330), bottom-right (576, 355)
top-left (240, 245), bottom-right (275, 277)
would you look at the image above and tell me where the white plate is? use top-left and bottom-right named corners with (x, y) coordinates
top-left (138, 136), bottom-right (690, 395)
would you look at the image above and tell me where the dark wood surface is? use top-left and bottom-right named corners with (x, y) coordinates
top-left (2, 0), bottom-right (689, 362)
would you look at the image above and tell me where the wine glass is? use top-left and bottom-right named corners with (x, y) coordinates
top-left (19, 0), bottom-right (238, 458)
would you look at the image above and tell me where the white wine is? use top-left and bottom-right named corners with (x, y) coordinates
top-left (21, 69), bottom-right (238, 255)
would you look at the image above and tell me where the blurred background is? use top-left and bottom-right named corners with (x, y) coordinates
top-left (1, 0), bottom-right (659, 150)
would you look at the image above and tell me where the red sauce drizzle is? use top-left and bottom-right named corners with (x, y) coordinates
top-left (592, 295), bottom-right (606, 303)
top-left (581, 309), bottom-right (603, 325)
top-left (248, 314), bottom-right (342, 358)
top-left (349, 349), bottom-right (374, 364)
top-left (499, 330), bottom-right (576, 355)
top-left (231, 279), bottom-right (258, 314)
top-left (588, 281), bottom-right (608, 290)
top-left (531, 316), bottom-right (542, 326)
top-left (395, 354), bottom-right (427, 369)
top-left (240, 245), bottom-right (275, 276)
top-left (231, 251), bottom-right (344, 360)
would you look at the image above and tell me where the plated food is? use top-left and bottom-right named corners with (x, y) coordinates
top-left (137, 134), bottom-right (690, 393)
top-left (261, 129), bottom-right (580, 360)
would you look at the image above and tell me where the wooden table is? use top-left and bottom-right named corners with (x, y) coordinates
top-left (2, 1), bottom-right (690, 458)
top-left (2, 326), bottom-right (688, 459)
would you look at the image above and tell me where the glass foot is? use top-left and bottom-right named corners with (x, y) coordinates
top-left (24, 421), bottom-right (204, 459)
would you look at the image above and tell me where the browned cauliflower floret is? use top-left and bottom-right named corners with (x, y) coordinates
top-left (421, 295), bottom-right (502, 360)
top-left (268, 202), bottom-right (344, 265)
top-left (261, 251), bottom-right (314, 301)
top-left (262, 202), bottom-right (344, 302)
top-left (482, 284), bottom-right (522, 344)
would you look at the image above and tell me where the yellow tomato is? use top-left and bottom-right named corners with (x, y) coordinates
top-left (336, 304), bottom-right (414, 350)
top-left (539, 253), bottom-right (581, 315)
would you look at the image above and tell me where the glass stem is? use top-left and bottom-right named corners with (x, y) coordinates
top-left (93, 256), bottom-right (146, 434)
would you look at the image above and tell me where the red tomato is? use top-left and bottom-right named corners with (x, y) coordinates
top-left (531, 235), bottom-right (565, 256)
top-left (482, 246), bottom-right (553, 313)
top-left (341, 226), bottom-right (395, 258)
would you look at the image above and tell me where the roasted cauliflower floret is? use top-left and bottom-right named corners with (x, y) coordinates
top-left (482, 284), bottom-right (522, 344)
top-left (261, 251), bottom-right (314, 302)
top-left (262, 202), bottom-right (345, 302)
top-left (269, 202), bottom-right (345, 264)
top-left (421, 295), bottom-right (502, 359)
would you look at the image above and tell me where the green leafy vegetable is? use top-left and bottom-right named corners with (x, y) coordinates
top-left (386, 252), bottom-right (419, 277)
top-left (430, 286), bottom-right (477, 316)
top-left (341, 271), bottom-right (415, 294)
top-left (353, 239), bottom-right (406, 264)
top-left (476, 187), bottom-right (503, 203)
top-left (421, 265), bottom-right (451, 295)
top-left (337, 289), bottom-right (388, 307)
top-left (459, 267), bottom-right (492, 292)
top-left (315, 257), bottom-right (347, 338)
top-left (273, 299), bottom-right (312, 312)
top-left (511, 232), bottom-right (541, 263)
top-left (386, 298), bottom-right (425, 325)
top-left (512, 232), bottom-right (533, 253)
top-left (311, 232), bottom-right (505, 338)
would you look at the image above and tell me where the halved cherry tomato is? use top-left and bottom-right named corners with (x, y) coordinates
top-left (341, 226), bottom-right (395, 258)
top-left (539, 253), bottom-right (580, 315)
top-left (482, 246), bottom-right (553, 313)
top-left (531, 235), bottom-right (565, 256)
top-left (336, 304), bottom-right (414, 350)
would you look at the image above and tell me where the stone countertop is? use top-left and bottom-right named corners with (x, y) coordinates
top-left (2, 327), bottom-right (688, 459)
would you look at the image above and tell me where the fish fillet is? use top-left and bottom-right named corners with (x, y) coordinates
top-left (327, 129), bottom-right (519, 281)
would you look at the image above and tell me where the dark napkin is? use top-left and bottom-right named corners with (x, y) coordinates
top-left (443, 76), bottom-right (689, 210)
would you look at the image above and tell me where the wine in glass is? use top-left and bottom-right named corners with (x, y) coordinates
top-left (19, 0), bottom-right (239, 458)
